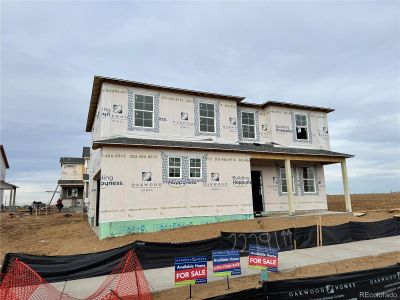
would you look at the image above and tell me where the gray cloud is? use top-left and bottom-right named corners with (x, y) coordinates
top-left (1, 1), bottom-right (399, 204)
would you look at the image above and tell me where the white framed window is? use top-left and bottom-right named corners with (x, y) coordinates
top-left (241, 112), bottom-right (256, 139)
top-left (189, 158), bottom-right (202, 178)
top-left (279, 167), bottom-right (295, 193)
top-left (67, 188), bottom-right (78, 198)
top-left (168, 157), bottom-right (182, 178)
top-left (295, 114), bottom-right (308, 140)
top-left (199, 102), bottom-right (215, 133)
top-left (302, 167), bottom-right (316, 193)
top-left (134, 94), bottom-right (154, 128)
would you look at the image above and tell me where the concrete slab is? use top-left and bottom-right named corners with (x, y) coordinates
top-left (291, 245), bottom-right (366, 262)
top-left (62, 275), bottom-right (108, 298)
top-left (49, 236), bottom-right (400, 297)
top-left (262, 210), bottom-right (350, 218)
top-left (336, 240), bottom-right (389, 256)
top-left (279, 250), bottom-right (328, 269)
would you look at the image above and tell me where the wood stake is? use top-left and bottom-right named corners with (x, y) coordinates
top-left (319, 216), bottom-right (323, 246)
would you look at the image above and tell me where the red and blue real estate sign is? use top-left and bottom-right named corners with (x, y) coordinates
top-left (248, 244), bottom-right (278, 272)
top-left (212, 250), bottom-right (241, 277)
top-left (175, 256), bottom-right (208, 286)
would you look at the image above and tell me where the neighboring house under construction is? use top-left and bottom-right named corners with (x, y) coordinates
top-left (0, 145), bottom-right (18, 210)
top-left (57, 147), bottom-right (90, 207)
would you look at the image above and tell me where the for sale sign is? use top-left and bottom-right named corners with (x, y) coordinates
top-left (248, 244), bottom-right (278, 271)
top-left (212, 250), bottom-right (241, 277)
top-left (175, 256), bottom-right (208, 286)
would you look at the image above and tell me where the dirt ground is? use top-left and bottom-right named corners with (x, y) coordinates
top-left (0, 192), bottom-right (399, 299)
top-left (154, 251), bottom-right (400, 300)
top-left (327, 192), bottom-right (400, 211)
top-left (1, 192), bottom-right (399, 264)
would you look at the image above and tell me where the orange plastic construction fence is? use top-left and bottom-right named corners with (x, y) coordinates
top-left (0, 250), bottom-right (153, 300)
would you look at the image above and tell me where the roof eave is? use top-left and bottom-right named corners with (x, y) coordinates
top-left (238, 101), bottom-right (334, 113)
top-left (265, 101), bottom-right (334, 113)
top-left (85, 76), bottom-right (246, 132)
top-left (92, 140), bottom-right (353, 159)
top-left (59, 157), bottom-right (85, 164)
top-left (0, 145), bottom-right (10, 169)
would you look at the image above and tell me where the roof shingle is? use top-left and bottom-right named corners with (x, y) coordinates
top-left (92, 137), bottom-right (353, 158)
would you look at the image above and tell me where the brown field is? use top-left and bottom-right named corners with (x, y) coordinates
top-left (327, 192), bottom-right (400, 211)
top-left (1, 192), bottom-right (399, 263)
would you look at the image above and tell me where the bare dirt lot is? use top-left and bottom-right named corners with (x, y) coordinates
top-left (1, 192), bottom-right (399, 263)
top-left (327, 192), bottom-right (400, 211)
top-left (0, 192), bottom-right (399, 299)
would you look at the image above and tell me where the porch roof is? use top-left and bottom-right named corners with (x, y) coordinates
top-left (60, 157), bottom-right (85, 164)
top-left (0, 180), bottom-right (18, 190)
top-left (92, 137), bottom-right (353, 160)
top-left (58, 180), bottom-right (84, 186)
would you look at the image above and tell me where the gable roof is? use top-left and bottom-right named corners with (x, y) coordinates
top-left (92, 137), bottom-right (353, 159)
top-left (0, 145), bottom-right (9, 169)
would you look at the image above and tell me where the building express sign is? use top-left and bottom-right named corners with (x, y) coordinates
top-left (100, 175), bottom-right (123, 187)
top-left (212, 250), bottom-right (241, 277)
top-left (232, 176), bottom-right (252, 187)
top-left (248, 244), bottom-right (278, 271)
top-left (175, 256), bottom-right (207, 286)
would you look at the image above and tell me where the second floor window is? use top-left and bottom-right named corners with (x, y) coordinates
top-left (295, 114), bottom-right (308, 140)
top-left (241, 112), bottom-right (255, 139)
top-left (199, 103), bottom-right (215, 133)
top-left (302, 167), bottom-right (316, 193)
top-left (189, 158), bottom-right (202, 178)
top-left (134, 94), bottom-right (154, 128)
top-left (168, 157), bottom-right (181, 178)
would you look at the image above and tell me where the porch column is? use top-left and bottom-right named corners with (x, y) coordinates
top-left (285, 159), bottom-right (295, 216)
top-left (341, 159), bottom-right (352, 212)
top-left (12, 188), bottom-right (16, 212)
top-left (9, 189), bottom-right (13, 212)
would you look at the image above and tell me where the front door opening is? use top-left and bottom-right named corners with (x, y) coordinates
top-left (251, 171), bottom-right (264, 214)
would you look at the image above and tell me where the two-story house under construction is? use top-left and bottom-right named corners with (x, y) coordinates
top-left (85, 76), bottom-right (353, 239)
top-left (58, 147), bottom-right (90, 208)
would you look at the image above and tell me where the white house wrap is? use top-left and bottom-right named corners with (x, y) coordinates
top-left (85, 76), bottom-right (353, 239)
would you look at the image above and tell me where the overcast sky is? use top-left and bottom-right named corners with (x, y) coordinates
top-left (1, 1), bottom-right (399, 205)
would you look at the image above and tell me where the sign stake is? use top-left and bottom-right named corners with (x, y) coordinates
top-left (226, 275), bottom-right (230, 290)
top-left (189, 284), bottom-right (192, 299)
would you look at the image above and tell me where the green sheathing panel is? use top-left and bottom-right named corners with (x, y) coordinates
top-left (98, 214), bottom-right (253, 239)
